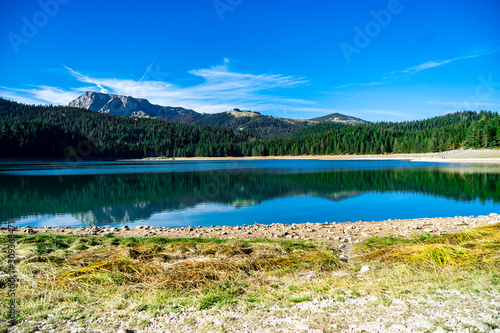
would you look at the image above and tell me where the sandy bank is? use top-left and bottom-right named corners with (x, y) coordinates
top-left (126, 148), bottom-right (500, 164)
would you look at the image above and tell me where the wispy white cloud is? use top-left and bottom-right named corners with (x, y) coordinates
top-left (0, 85), bottom-right (82, 105)
top-left (65, 63), bottom-right (311, 113)
top-left (360, 109), bottom-right (409, 118)
top-left (0, 91), bottom-right (43, 105)
top-left (427, 100), bottom-right (499, 110)
top-left (1, 61), bottom-right (317, 115)
top-left (334, 49), bottom-right (497, 90)
top-left (63, 66), bottom-right (109, 93)
top-left (387, 52), bottom-right (489, 78)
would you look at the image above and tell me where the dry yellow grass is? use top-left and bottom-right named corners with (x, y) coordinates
top-left (355, 223), bottom-right (500, 267)
top-left (1, 225), bottom-right (499, 331)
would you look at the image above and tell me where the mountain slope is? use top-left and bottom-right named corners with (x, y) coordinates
top-left (309, 113), bottom-right (369, 125)
top-left (0, 97), bottom-right (253, 158)
top-left (1, 97), bottom-right (499, 158)
top-left (189, 108), bottom-right (316, 138)
top-left (68, 91), bottom-right (199, 120)
top-left (68, 92), bottom-right (368, 138)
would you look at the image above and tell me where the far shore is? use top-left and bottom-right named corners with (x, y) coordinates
top-left (126, 148), bottom-right (500, 164)
top-left (2, 148), bottom-right (500, 164)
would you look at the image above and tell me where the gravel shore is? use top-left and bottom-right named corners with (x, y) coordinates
top-left (22, 288), bottom-right (499, 333)
top-left (9, 213), bottom-right (500, 260)
top-left (3, 214), bottom-right (500, 332)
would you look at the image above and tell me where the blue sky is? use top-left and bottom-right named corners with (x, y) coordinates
top-left (0, 0), bottom-right (499, 122)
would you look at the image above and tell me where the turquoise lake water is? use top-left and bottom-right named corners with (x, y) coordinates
top-left (1, 159), bottom-right (499, 227)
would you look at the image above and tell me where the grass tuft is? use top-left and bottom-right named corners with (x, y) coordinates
top-left (355, 223), bottom-right (500, 266)
top-left (1, 224), bottom-right (499, 329)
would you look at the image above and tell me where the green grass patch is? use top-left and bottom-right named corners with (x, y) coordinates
top-left (2, 225), bottom-right (500, 331)
top-left (355, 223), bottom-right (500, 267)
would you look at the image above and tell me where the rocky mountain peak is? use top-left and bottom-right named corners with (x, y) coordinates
top-left (68, 92), bottom-right (197, 118)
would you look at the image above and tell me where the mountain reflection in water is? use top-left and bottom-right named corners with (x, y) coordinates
top-left (1, 165), bottom-right (500, 226)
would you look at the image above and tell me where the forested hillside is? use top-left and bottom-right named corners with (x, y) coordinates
top-left (240, 111), bottom-right (500, 156)
top-left (68, 92), bottom-right (368, 138)
top-left (0, 98), bottom-right (499, 158)
top-left (0, 98), bottom-right (253, 158)
top-left (188, 109), bottom-right (314, 138)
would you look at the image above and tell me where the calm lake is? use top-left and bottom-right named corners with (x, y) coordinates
top-left (1, 159), bottom-right (500, 228)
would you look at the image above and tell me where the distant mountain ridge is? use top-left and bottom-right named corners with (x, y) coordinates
top-left (68, 91), bottom-right (198, 120)
top-left (2, 97), bottom-right (499, 159)
top-left (68, 92), bottom-right (369, 138)
top-left (310, 113), bottom-right (368, 125)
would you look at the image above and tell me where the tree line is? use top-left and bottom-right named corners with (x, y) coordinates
top-left (0, 98), bottom-right (499, 158)
top-left (0, 98), bottom-right (252, 158)
top-left (242, 111), bottom-right (500, 156)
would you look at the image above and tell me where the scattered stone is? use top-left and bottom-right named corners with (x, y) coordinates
top-left (359, 266), bottom-right (371, 274)
top-left (389, 323), bottom-right (407, 331)
top-left (295, 321), bottom-right (310, 331)
top-left (460, 317), bottom-right (491, 332)
top-left (414, 317), bottom-right (433, 330)
top-left (434, 328), bottom-right (448, 333)
top-left (25, 326), bottom-right (40, 333)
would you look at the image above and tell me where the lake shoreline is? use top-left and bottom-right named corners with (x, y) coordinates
top-left (9, 214), bottom-right (500, 256)
top-left (3, 215), bottom-right (500, 333)
top-left (2, 148), bottom-right (500, 164)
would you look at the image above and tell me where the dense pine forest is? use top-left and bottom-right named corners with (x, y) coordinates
top-left (0, 97), bottom-right (499, 158)
top-left (243, 111), bottom-right (500, 156)
top-left (0, 98), bottom-right (252, 158)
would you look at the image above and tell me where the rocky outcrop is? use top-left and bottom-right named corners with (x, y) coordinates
top-left (68, 91), bottom-right (197, 118)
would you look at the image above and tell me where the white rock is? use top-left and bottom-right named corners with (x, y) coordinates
top-left (294, 321), bottom-right (310, 331)
top-left (460, 317), bottom-right (491, 332)
top-left (389, 323), bottom-right (407, 331)
top-left (359, 266), bottom-right (371, 274)
top-left (414, 318), bottom-right (433, 330)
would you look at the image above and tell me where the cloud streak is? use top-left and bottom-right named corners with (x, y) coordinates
top-left (388, 52), bottom-right (490, 78)
top-left (335, 50), bottom-right (496, 89)
top-left (427, 100), bottom-right (499, 110)
top-left (1, 61), bottom-right (317, 115)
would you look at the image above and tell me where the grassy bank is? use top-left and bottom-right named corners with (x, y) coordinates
top-left (1, 223), bottom-right (499, 332)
